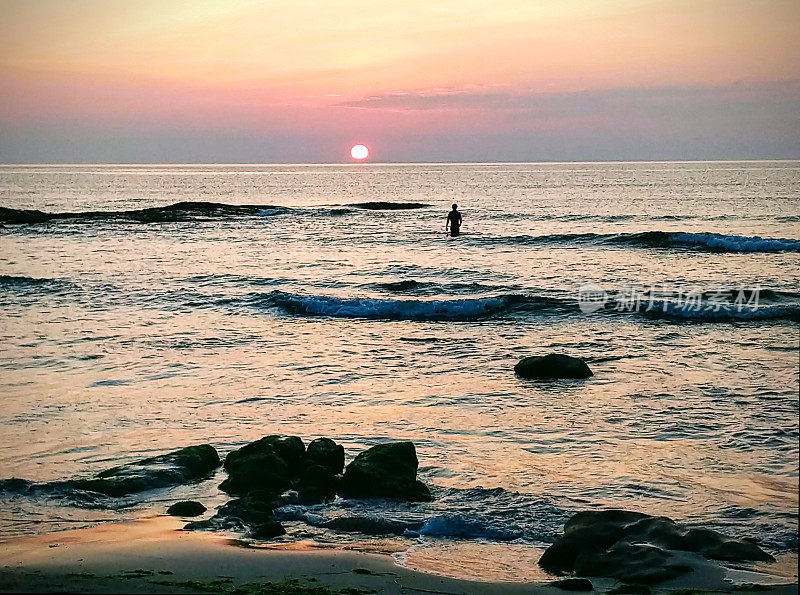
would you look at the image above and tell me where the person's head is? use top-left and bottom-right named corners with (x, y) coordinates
top-left (452, 203), bottom-right (458, 210)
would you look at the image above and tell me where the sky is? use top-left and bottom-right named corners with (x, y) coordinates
top-left (0, 0), bottom-right (798, 163)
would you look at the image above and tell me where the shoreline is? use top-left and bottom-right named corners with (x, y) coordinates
top-left (1, 516), bottom-right (796, 594)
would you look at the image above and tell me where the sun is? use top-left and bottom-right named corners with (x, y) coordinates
top-left (350, 144), bottom-right (369, 160)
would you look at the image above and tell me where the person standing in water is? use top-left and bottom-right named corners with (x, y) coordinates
top-left (446, 203), bottom-right (462, 236)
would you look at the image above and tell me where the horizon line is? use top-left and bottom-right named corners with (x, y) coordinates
top-left (1, 158), bottom-right (799, 167)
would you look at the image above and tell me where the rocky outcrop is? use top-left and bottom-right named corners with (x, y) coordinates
top-left (73, 445), bottom-right (220, 497)
top-left (539, 509), bottom-right (774, 584)
top-left (338, 441), bottom-right (432, 502)
top-left (514, 354), bottom-right (593, 379)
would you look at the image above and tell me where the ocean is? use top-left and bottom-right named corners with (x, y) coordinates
top-left (0, 161), bottom-right (798, 581)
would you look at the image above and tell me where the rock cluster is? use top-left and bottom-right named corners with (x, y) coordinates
top-left (539, 509), bottom-right (774, 584)
top-left (186, 437), bottom-right (431, 539)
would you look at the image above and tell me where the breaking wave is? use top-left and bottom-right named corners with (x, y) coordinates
top-left (243, 290), bottom-right (800, 322)
top-left (257, 291), bottom-right (529, 321)
top-left (469, 231), bottom-right (800, 253)
top-left (0, 201), bottom-right (295, 224)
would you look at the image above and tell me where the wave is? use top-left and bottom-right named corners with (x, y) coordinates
top-left (256, 290), bottom-right (530, 321)
top-left (244, 289), bottom-right (800, 323)
top-left (346, 202), bottom-right (430, 210)
top-left (469, 231), bottom-right (800, 253)
top-left (640, 301), bottom-right (800, 322)
top-left (0, 275), bottom-right (68, 287)
top-left (612, 231), bottom-right (800, 252)
top-left (368, 280), bottom-right (510, 296)
top-left (404, 513), bottom-right (523, 541)
top-left (0, 201), bottom-right (297, 224)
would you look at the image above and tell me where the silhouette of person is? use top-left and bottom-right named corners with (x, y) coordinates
top-left (446, 203), bottom-right (462, 237)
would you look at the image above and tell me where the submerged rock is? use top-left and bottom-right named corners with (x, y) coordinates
top-left (514, 353), bottom-right (593, 379)
top-left (324, 515), bottom-right (412, 536)
top-left (338, 441), bottom-right (432, 502)
top-left (73, 444), bottom-right (220, 497)
top-left (167, 500), bottom-right (206, 517)
top-left (539, 509), bottom-right (774, 582)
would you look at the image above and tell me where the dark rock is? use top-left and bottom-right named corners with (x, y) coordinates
top-left (607, 584), bottom-right (651, 594)
top-left (323, 515), bottom-right (412, 536)
top-left (221, 441), bottom-right (292, 496)
top-left (539, 509), bottom-right (774, 582)
top-left (183, 519), bottom-right (213, 531)
top-left (73, 445), bottom-right (220, 497)
top-left (550, 578), bottom-right (594, 591)
top-left (574, 542), bottom-right (691, 584)
top-left (225, 435), bottom-right (305, 476)
top-left (297, 464), bottom-right (337, 504)
top-left (248, 520), bottom-right (286, 540)
top-left (514, 353), bottom-right (593, 379)
top-left (540, 510), bottom-right (647, 573)
top-left (304, 438), bottom-right (345, 474)
top-left (167, 500), bottom-right (206, 517)
top-left (338, 442), bottom-right (432, 502)
top-left (216, 493), bottom-right (275, 525)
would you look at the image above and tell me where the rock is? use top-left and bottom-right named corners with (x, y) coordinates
top-left (539, 509), bottom-right (774, 581)
top-left (539, 510), bottom-right (646, 573)
top-left (225, 435), bottom-right (305, 476)
top-left (550, 578), bottom-right (594, 591)
top-left (323, 515), bottom-right (412, 536)
top-left (515, 353), bottom-right (593, 379)
top-left (338, 442), bottom-right (432, 502)
top-left (221, 441), bottom-right (292, 496)
top-left (514, 353), bottom-right (593, 378)
top-left (216, 492), bottom-right (275, 525)
top-left (73, 445), bottom-right (220, 497)
top-left (297, 464), bottom-right (337, 504)
top-left (574, 541), bottom-right (692, 584)
top-left (248, 520), bottom-right (286, 540)
top-left (304, 438), bottom-right (345, 474)
top-left (607, 584), bottom-right (651, 594)
top-left (167, 500), bottom-right (206, 517)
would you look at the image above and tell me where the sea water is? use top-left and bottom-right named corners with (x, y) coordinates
top-left (0, 162), bottom-right (798, 579)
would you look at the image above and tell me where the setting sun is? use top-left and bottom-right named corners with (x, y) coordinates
top-left (350, 144), bottom-right (369, 160)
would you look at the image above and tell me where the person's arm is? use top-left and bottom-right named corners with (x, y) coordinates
top-left (445, 214), bottom-right (450, 230)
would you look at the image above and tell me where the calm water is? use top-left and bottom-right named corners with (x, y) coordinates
top-left (0, 162), bottom-right (798, 579)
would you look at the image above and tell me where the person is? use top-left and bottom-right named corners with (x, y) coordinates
top-left (446, 203), bottom-right (462, 236)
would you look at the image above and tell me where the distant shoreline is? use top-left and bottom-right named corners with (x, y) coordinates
top-left (1, 159), bottom-right (799, 167)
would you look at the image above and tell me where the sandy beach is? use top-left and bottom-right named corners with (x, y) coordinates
top-left (1, 516), bottom-right (796, 594)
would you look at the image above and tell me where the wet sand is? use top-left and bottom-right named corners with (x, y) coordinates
top-left (0, 516), bottom-right (796, 594)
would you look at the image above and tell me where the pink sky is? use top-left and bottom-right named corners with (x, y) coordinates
top-left (1, 0), bottom-right (798, 162)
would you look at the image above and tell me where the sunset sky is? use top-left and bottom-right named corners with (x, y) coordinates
top-left (1, 0), bottom-right (798, 162)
